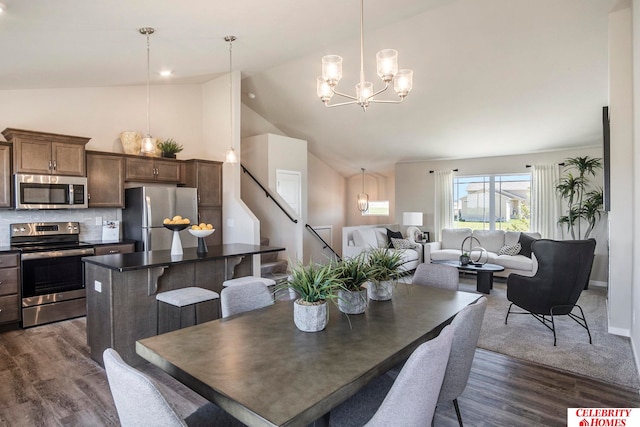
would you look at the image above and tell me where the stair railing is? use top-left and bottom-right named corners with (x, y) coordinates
top-left (241, 164), bottom-right (298, 224)
top-left (305, 224), bottom-right (341, 262)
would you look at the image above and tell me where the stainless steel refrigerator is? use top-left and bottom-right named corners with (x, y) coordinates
top-left (123, 186), bottom-right (198, 252)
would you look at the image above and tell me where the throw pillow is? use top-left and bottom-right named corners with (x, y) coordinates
top-left (386, 229), bottom-right (403, 248)
top-left (518, 233), bottom-right (536, 258)
top-left (498, 243), bottom-right (522, 256)
top-left (391, 237), bottom-right (414, 250)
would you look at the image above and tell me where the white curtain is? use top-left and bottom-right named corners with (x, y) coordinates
top-left (531, 164), bottom-right (561, 239)
top-left (434, 170), bottom-right (454, 241)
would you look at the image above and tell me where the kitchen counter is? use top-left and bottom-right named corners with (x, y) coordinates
top-left (83, 243), bottom-right (286, 366)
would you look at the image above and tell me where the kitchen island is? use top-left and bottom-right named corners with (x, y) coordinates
top-left (83, 244), bottom-right (285, 366)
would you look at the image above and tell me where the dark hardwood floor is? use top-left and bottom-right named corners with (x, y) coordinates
top-left (0, 317), bottom-right (638, 427)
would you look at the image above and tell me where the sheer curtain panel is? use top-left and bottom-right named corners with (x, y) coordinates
top-left (434, 170), bottom-right (454, 241)
top-left (531, 164), bottom-right (561, 239)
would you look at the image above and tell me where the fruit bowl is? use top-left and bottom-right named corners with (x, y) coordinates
top-left (163, 223), bottom-right (190, 232)
top-left (188, 229), bottom-right (215, 238)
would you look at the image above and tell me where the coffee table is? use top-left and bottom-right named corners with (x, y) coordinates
top-left (432, 260), bottom-right (505, 294)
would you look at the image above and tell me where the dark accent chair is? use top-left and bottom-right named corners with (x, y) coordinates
top-left (505, 239), bottom-right (596, 346)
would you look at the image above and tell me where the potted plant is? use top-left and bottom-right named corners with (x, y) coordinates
top-left (366, 247), bottom-right (404, 301)
top-left (459, 251), bottom-right (470, 266)
top-left (279, 261), bottom-right (342, 332)
top-left (335, 255), bottom-right (370, 314)
top-left (157, 138), bottom-right (183, 159)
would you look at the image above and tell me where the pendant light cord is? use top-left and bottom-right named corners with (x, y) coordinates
top-left (146, 32), bottom-right (151, 137)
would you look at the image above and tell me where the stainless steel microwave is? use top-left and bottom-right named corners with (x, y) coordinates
top-left (14, 174), bottom-right (88, 209)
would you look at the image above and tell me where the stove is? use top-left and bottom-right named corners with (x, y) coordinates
top-left (11, 222), bottom-right (94, 327)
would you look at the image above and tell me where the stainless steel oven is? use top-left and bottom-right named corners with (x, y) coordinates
top-left (11, 222), bottom-right (94, 327)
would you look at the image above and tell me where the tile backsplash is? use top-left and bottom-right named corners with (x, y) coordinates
top-left (0, 208), bottom-right (121, 246)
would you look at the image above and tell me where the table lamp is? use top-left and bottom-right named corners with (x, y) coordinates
top-left (403, 212), bottom-right (424, 241)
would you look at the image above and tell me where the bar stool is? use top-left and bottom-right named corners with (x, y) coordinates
top-left (156, 287), bottom-right (220, 334)
top-left (222, 276), bottom-right (276, 289)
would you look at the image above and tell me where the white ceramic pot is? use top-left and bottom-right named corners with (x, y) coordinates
top-left (367, 280), bottom-right (393, 301)
top-left (294, 299), bottom-right (328, 332)
top-left (337, 289), bottom-right (367, 314)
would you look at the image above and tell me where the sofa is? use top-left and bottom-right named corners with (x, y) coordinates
top-left (424, 228), bottom-right (541, 278)
top-left (342, 224), bottom-right (421, 272)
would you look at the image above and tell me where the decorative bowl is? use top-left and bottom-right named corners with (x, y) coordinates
top-left (188, 229), bottom-right (215, 238)
top-left (163, 223), bottom-right (190, 232)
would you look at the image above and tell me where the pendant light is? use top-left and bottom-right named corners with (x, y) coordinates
top-left (139, 27), bottom-right (157, 155)
top-left (357, 168), bottom-right (369, 212)
top-left (224, 36), bottom-right (238, 164)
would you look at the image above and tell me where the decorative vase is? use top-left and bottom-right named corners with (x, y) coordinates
top-left (367, 280), bottom-right (393, 301)
top-left (337, 289), bottom-right (367, 314)
top-left (120, 131), bottom-right (141, 155)
top-left (460, 254), bottom-right (470, 266)
top-left (293, 299), bottom-right (328, 332)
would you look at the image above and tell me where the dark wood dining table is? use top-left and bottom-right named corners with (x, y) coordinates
top-left (136, 283), bottom-right (480, 427)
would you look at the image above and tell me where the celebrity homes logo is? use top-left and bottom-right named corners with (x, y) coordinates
top-left (567, 408), bottom-right (638, 426)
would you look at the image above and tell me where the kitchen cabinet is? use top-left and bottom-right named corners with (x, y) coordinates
top-left (184, 160), bottom-right (223, 245)
top-left (86, 151), bottom-right (125, 208)
top-left (0, 253), bottom-right (20, 325)
top-left (93, 242), bottom-right (135, 256)
top-left (2, 128), bottom-right (89, 176)
top-left (0, 143), bottom-right (11, 208)
top-left (125, 156), bottom-right (182, 183)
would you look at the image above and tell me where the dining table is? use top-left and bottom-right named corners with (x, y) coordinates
top-left (136, 283), bottom-right (480, 427)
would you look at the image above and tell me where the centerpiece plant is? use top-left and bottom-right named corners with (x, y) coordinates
top-left (334, 254), bottom-right (370, 315)
top-left (157, 138), bottom-right (183, 159)
top-left (366, 247), bottom-right (404, 301)
top-left (280, 261), bottom-right (342, 332)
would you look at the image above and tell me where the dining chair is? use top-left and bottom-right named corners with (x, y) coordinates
top-left (103, 348), bottom-right (245, 427)
top-left (411, 262), bottom-right (459, 290)
top-left (220, 280), bottom-right (274, 318)
top-left (329, 325), bottom-right (454, 427)
top-left (436, 296), bottom-right (488, 427)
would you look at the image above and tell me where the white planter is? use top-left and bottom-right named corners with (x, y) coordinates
top-left (294, 299), bottom-right (328, 332)
top-left (337, 289), bottom-right (367, 314)
top-left (367, 280), bottom-right (394, 301)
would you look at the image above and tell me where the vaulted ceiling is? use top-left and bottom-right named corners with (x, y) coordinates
top-left (0, 0), bottom-right (616, 176)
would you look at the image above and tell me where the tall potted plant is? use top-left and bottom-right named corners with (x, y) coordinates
top-left (366, 247), bottom-right (404, 301)
top-left (280, 262), bottom-right (342, 332)
top-left (335, 255), bottom-right (370, 315)
top-left (555, 156), bottom-right (603, 239)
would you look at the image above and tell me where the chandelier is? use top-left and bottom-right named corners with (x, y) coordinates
top-left (357, 168), bottom-right (369, 212)
top-left (316, 0), bottom-right (413, 111)
top-left (139, 27), bottom-right (157, 155)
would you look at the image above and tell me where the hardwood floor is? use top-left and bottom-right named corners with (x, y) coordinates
top-left (0, 317), bottom-right (638, 427)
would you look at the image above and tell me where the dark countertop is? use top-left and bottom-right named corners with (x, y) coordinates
top-left (82, 244), bottom-right (285, 272)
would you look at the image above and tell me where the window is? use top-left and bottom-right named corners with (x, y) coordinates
top-left (362, 200), bottom-right (389, 216)
top-left (453, 174), bottom-right (530, 231)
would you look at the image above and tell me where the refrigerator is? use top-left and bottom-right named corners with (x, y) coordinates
top-left (123, 186), bottom-right (198, 252)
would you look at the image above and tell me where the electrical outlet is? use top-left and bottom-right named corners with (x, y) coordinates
top-left (94, 280), bottom-right (102, 293)
top-left (95, 216), bottom-right (103, 226)
top-left (227, 219), bottom-right (235, 227)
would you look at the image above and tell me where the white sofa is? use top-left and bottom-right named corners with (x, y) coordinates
top-left (424, 228), bottom-right (541, 278)
top-left (342, 224), bottom-right (421, 272)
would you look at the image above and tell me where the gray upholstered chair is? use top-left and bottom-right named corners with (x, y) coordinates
top-left (103, 348), bottom-right (244, 427)
top-left (220, 281), bottom-right (274, 318)
top-left (329, 325), bottom-right (454, 427)
top-left (412, 262), bottom-right (459, 290)
top-left (437, 296), bottom-right (488, 427)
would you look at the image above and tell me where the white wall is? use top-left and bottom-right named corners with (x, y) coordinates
top-left (630, 0), bottom-right (640, 375)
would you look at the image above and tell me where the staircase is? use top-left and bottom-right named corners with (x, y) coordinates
top-left (260, 237), bottom-right (289, 284)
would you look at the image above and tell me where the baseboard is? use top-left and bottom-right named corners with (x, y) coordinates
top-left (589, 280), bottom-right (607, 288)
top-left (608, 325), bottom-right (631, 337)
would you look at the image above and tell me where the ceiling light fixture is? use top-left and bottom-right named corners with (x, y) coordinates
top-left (224, 36), bottom-right (238, 164)
top-left (139, 27), bottom-right (157, 155)
top-left (317, 0), bottom-right (413, 111)
top-left (357, 168), bottom-right (369, 212)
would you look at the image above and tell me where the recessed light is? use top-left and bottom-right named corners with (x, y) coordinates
top-left (160, 70), bottom-right (172, 77)
top-left (0, 3), bottom-right (7, 14)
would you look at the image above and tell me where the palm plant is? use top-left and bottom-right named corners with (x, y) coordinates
top-left (555, 156), bottom-right (603, 239)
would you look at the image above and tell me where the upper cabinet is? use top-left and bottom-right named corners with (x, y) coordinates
top-left (0, 143), bottom-right (11, 208)
top-left (86, 151), bottom-right (125, 208)
top-left (2, 128), bottom-right (89, 176)
top-left (125, 156), bottom-right (183, 183)
top-left (184, 160), bottom-right (222, 207)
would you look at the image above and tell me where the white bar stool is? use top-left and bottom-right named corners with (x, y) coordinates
top-left (156, 287), bottom-right (220, 334)
top-left (222, 276), bottom-right (276, 288)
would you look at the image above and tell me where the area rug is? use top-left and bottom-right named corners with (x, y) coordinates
top-left (457, 276), bottom-right (640, 390)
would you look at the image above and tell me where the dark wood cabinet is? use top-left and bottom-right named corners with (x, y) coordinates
top-left (93, 242), bottom-right (135, 256)
top-left (125, 156), bottom-right (182, 183)
top-left (2, 128), bottom-right (89, 176)
top-left (0, 253), bottom-right (20, 325)
top-left (86, 151), bottom-right (125, 208)
top-left (0, 143), bottom-right (11, 208)
top-left (185, 160), bottom-right (223, 245)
